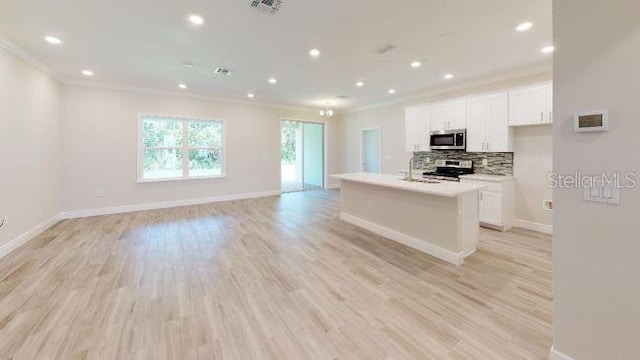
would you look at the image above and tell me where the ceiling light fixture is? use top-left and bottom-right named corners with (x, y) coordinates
top-left (388, 89), bottom-right (396, 94)
top-left (444, 73), bottom-right (454, 79)
top-left (516, 22), bottom-right (533, 32)
top-left (309, 49), bottom-right (320, 57)
top-left (82, 70), bottom-right (94, 77)
top-left (178, 83), bottom-right (187, 89)
top-left (181, 62), bottom-right (194, 68)
top-left (268, 78), bottom-right (277, 84)
top-left (411, 61), bottom-right (422, 68)
top-left (541, 45), bottom-right (555, 54)
top-left (247, 93), bottom-right (255, 98)
top-left (319, 109), bottom-right (334, 118)
top-left (188, 14), bottom-right (204, 25)
top-left (356, 81), bottom-right (364, 87)
top-left (44, 36), bottom-right (62, 45)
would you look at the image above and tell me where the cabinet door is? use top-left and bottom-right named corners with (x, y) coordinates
top-left (544, 83), bottom-right (553, 123)
top-left (418, 106), bottom-right (431, 152)
top-left (508, 85), bottom-right (548, 126)
top-left (486, 92), bottom-right (512, 152)
top-left (465, 96), bottom-right (487, 152)
top-left (405, 107), bottom-right (422, 152)
top-left (431, 100), bottom-right (466, 131)
top-left (479, 190), bottom-right (503, 225)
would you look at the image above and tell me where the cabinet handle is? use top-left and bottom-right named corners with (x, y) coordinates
top-left (541, 112), bottom-right (544, 122)
top-left (549, 111), bottom-right (552, 122)
top-left (482, 142), bottom-right (486, 151)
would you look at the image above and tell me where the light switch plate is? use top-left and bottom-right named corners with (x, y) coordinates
top-left (584, 182), bottom-right (620, 205)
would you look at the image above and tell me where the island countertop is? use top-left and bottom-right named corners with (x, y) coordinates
top-left (331, 172), bottom-right (486, 197)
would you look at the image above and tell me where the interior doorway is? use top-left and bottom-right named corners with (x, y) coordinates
top-left (360, 128), bottom-right (381, 173)
top-left (280, 120), bottom-right (325, 193)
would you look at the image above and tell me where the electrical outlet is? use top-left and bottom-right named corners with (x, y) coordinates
top-left (426, 157), bottom-right (430, 164)
top-left (95, 190), bottom-right (103, 198)
top-left (482, 159), bottom-right (488, 166)
top-left (543, 199), bottom-right (553, 210)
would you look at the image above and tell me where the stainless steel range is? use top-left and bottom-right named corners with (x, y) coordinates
top-left (421, 159), bottom-right (474, 182)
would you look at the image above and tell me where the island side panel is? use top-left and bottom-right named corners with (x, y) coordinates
top-left (457, 191), bottom-right (480, 256)
top-left (340, 180), bottom-right (463, 254)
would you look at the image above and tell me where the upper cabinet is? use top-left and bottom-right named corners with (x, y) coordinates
top-left (466, 92), bottom-right (513, 152)
top-left (430, 100), bottom-right (466, 132)
top-left (405, 105), bottom-right (431, 152)
top-left (508, 83), bottom-right (553, 126)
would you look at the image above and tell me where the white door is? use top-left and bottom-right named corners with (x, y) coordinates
top-left (405, 108), bottom-right (422, 152)
top-left (486, 92), bottom-right (511, 152)
top-left (361, 129), bottom-right (381, 173)
top-left (418, 107), bottom-right (432, 152)
top-left (508, 85), bottom-right (549, 126)
top-left (479, 190), bottom-right (502, 225)
top-left (466, 96), bottom-right (487, 152)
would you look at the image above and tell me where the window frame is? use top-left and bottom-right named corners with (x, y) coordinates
top-left (137, 113), bottom-right (227, 183)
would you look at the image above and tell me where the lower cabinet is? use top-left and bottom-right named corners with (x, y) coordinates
top-left (461, 177), bottom-right (514, 231)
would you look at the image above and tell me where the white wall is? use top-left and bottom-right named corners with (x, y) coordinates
top-left (60, 85), bottom-right (342, 212)
top-left (513, 125), bottom-right (553, 227)
top-left (339, 73), bottom-right (553, 227)
top-left (553, 1), bottom-right (640, 359)
top-left (0, 47), bottom-right (61, 248)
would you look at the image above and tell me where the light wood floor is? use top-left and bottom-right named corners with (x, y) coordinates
top-left (0, 190), bottom-right (552, 359)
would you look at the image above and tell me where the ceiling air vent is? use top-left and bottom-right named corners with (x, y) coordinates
top-left (374, 43), bottom-right (396, 55)
top-left (250, 0), bottom-right (283, 14)
top-left (214, 67), bottom-right (233, 76)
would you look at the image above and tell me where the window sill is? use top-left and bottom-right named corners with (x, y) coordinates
top-left (137, 175), bottom-right (227, 184)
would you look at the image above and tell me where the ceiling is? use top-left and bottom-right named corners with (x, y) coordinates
top-left (0, 0), bottom-right (552, 110)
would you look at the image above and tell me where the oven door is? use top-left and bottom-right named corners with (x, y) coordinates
top-left (430, 131), bottom-right (466, 150)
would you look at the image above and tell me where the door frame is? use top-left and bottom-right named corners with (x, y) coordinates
top-left (280, 118), bottom-right (329, 189)
top-left (359, 127), bottom-right (382, 173)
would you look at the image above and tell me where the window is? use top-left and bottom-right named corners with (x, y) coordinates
top-left (139, 115), bottom-right (225, 181)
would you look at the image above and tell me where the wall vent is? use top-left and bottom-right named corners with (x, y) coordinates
top-left (250, 0), bottom-right (283, 14)
top-left (374, 43), bottom-right (396, 55)
top-left (214, 67), bottom-right (233, 76)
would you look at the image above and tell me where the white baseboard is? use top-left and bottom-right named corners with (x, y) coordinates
top-left (0, 214), bottom-right (61, 259)
top-left (339, 212), bottom-right (465, 266)
top-left (60, 190), bottom-right (281, 219)
top-left (513, 218), bottom-right (553, 235)
top-left (549, 346), bottom-right (575, 360)
top-left (326, 183), bottom-right (341, 189)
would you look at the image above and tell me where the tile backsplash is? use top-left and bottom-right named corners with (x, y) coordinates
top-left (413, 150), bottom-right (514, 176)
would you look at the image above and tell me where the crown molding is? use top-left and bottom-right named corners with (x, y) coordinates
top-left (344, 62), bottom-right (553, 114)
top-left (61, 78), bottom-right (319, 113)
top-left (0, 33), bottom-right (62, 81)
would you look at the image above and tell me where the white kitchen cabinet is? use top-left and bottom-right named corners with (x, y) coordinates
top-left (460, 176), bottom-right (515, 231)
top-left (430, 100), bottom-right (466, 132)
top-left (405, 106), bottom-right (431, 152)
top-left (465, 92), bottom-right (513, 152)
top-left (508, 83), bottom-right (553, 126)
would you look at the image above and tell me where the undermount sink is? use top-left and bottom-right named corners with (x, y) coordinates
top-left (400, 177), bottom-right (441, 184)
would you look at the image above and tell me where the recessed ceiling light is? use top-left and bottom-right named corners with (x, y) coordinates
top-left (268, 78), bottom-right (277, 84)
top-left (247, 93), bottom-right (255, 98)
top-left (309, 49), bottom-right (320, 57)
top-left (44, 36), bottom-right (62, 45)
top-left (356, 81), bottom-right (364, 87)
top-left (444, 73), bottom-right (454, 79)
top-left (82, 70), bottom-right (94, 77)
top-left (388, 89), bottom-right (396, 94)
top-left (188, 14), bottom-right (204, 26)
top-left (411, 61), bottom-right (422, 68)
top-left (178, 83), bottom-right (187, 89)
top-left (181, 62), bottom-right (194, 68)
top-left (516, 22), bottom-right (533, 32)
top-left (541, 46), bottom-right (555, 54)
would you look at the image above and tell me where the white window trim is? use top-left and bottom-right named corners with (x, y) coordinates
top-left (137, 113), bottom-right (227, 183)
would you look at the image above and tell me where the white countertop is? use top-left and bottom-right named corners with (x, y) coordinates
top-left (331, 173), bottom-right (486, 197)
top-left (459, 174), bottom-right (515, 182)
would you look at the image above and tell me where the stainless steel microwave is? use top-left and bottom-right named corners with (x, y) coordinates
top-left (430, 129), bottom-right (466, 150)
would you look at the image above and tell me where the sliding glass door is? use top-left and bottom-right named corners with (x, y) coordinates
top-left (280, 120), bottom-right (324, 193)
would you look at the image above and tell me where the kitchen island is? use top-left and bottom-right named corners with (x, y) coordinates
top-left (332, 173), bottom-right (486, 265)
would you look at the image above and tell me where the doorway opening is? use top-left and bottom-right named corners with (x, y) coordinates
top-left (280, 120), bottom-right (325, 193)
top-left (360, 128), bottom-right (381, 173)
